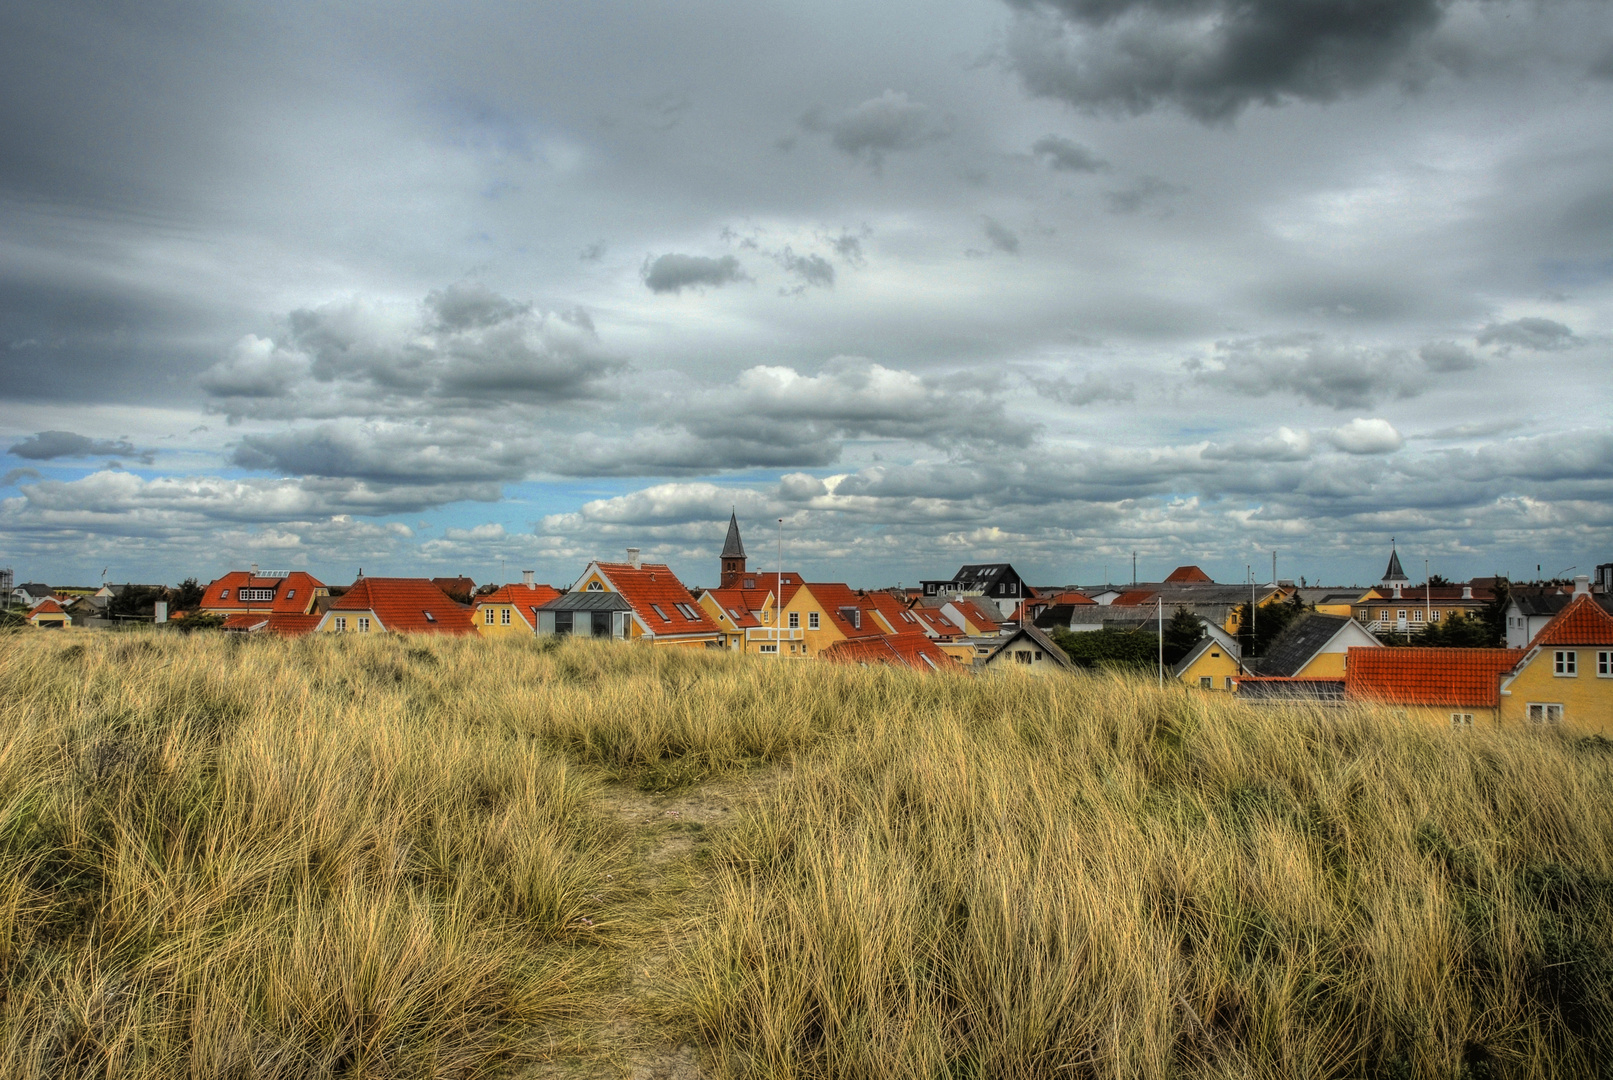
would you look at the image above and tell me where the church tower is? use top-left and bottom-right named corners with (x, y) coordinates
top-left (1381, 540), bottom-right (1409, 597)
top-left (720, 511), bottom-right (747, 588)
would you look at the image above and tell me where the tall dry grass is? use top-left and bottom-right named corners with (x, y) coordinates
top-left (673, 675), bottom-right (1613, 1080)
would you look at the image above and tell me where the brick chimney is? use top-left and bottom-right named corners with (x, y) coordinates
top-left (627, 547), bottom-right (641, 570)
top-left (522, 570), bottom-right (535, 589)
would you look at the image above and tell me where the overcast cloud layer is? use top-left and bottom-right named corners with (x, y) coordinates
top-left (2, 0), bottom-right (1611, 589)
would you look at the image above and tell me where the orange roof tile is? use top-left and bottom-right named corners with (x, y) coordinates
top-left (823, 632), bottom-right (957, 671)
top-left (1527, 594), bottom-right (1613, 648)
top-left (474, 583), bottom-right (562, 628)
top-left (201, 570), bottom-right (325, 614)
top-left (29, 598), bottom-right (66, 616)
top-left (798, 583), bottom-right (883, 639)
top-left (1164, 565), bottom-right (1214, 583)
top-left (595, 563), bottom-right (720, 637)
top-left (910, 608), bottom-right (962, 636)
top-left (948, 599), bottom-right (1003, 631)
top-left (328, 578), bottom-right (477, 634)
top-left (1345, 647), bottom-right (1525, 708)
top-left (1110, 590), bottom-right (1159, 607)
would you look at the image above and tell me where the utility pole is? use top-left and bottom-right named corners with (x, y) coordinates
top-left (1248, 565), bottom-right (1256, 653)
top-left (777, 518), bottom-right (783, 660)
top-left (1425, 558), bottom-right (1431, 631)
top-left (1132, 551), bottom-right (1137, 586)
top-left (1272, 550), bottom-right (1277, 587)
top-left (1157, 596), bottom-right (1164, 687)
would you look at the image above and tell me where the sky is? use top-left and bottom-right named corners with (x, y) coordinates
top-left (2, 0), bottom-right (1611, 591)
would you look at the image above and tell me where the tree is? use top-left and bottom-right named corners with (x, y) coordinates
top-left (1479, 578), bottom-right (1510, 648)
top-left (1428, 574), bottom-right (1452, 587)
top-left (1046, 627), bottom-right (1158, 672)
top-left (1236, 592), bottom-right (1310, 657)
top-left (168, 578), bottom-right (205, 612)
top-left (109, 585), bottom-right (168, 620)
top-left (1414, 611), bottom-right (1495, 648)
top-left (1162, 607), bottom-right (1203, 665)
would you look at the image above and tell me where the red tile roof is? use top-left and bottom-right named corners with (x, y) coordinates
top-left (1110, 590), bottom-right (1160, 607)
top-left (201, 571), bottom-right (325, 614)
top-left (798, 582), bottom-right (883, 639)
top-left (910, 608), bottom-right (962, 637)
top-left (1164, 565), bottom-right (1214, 583)
top-left (947, 598), bottom-right (1004, 632)
top-left (595, 563), bottom-right (720, 637)
top-left (222, 612), bottom-right (322, 636)
top-left (822, 632), bottom-right (958, 671)
top-left (1345, 647), bottom-right (1526, 708)
top-left (327, 578), bottom-right (477, 634)
top-left (29, 598), bottom-right (66, 616)
top-left (473, 583), bottom-right (562, 628)
top-left (1527, 594), bottom-right (1613, 648)
top-left (1046, 591), bottom-right (1098, 606)
top-left (430, 576), bottom-right (477, 600)
top-left (702, 587), bottom-right (766, 629)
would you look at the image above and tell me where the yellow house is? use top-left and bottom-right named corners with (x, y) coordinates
top-left (696, 586), bottom-right (782, 652)
top-left (472, 577), bottom-right (560, 636)
top-left (26, 598), bottom-right (71, 628)
top-left (1173, 633), bottom-right (1247, 690)
top-left (1498, 592), bottom-right (1613, 732)
top-left (1344, 646), bottom-right (1525, 727)
top-left (565, 556), bottom-right (722, 648)
top-left (1256, 614), bottom-right (1382, 679)
top-left (777, 582), bottom-right (883, 659)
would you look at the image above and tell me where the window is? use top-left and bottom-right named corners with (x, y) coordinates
top-left (499, 608), bottom-right (509, 625)
top-left (651, 604), bottom-right (668, 621)
top-left (1599, 651), bottom-right (1612, 677)
top-left (744, 578), bottom-right (755, 589)
top-left (554, 611), bottom-right (573, 635)
top-left (424, 611), bottom-right (436, 623)
top-left (287, 589), bottom-right (295, 600)
top-left (1200, 677), bottom-right (1212, 689)
top-left (485, 608), bottom-right (496, 624)
top-left (358, 617), bottom-right (370, 633)
top-left (1450, 713), bottom-right (1474, 728)
top-left (220, 589), bottom-right (230, 600)
top-left (1397, 610), bottom-right (1407, 621)
top-left (901, 611), bottom-right (916, 623)
top-left (1554, 650), bottom-right (1577, 676)
top-left (1224, 677), bottom-right (1234, 690)
top-left (586, 581), bottom-right (602, 591)
top-left (1528, 703), bottom-right (1564, 724)
top-left (759, 644), bottom-right (778, 653)
top-left (1430, 609), bottom-right (1439, 622)
top-left (1412, 609), bottom-right (1423, 622)
top-left (334, 617), bottom-right (346, 631)
top-left (1035, 651), bottom-right (1044, 660)
top-left (1015, 651), bottom-right (1032, 664)
top-left (788, 612), bottom-right (799, 629)
top-left (809, 612), bottom-right (820, 630)
top-left (239, 588), bottom-right (275, 602)
top-left (1210, 651), bottom-right (1220, 658)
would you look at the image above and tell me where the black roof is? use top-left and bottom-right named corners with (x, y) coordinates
top-left (721, 512), bottom-right (746, 559)
top-left (1257, 613), bottom-right (1351, 677)
top-left (17, 583), bottom-right (51, 597)
top-left (1383, 548), bottom-right (1408, 583)
top-left (538, 591), bottom-right (634, 612)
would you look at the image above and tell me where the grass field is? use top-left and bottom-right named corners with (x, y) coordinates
top-left (0, 631), bottom-right (1609, 1078)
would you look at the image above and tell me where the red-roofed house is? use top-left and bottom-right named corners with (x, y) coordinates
top-left (200, 570), bottom-right (327, 618)
top-left (313, 578), bottom-right (477, 636)
top-left (939, 598), bottom-right (1004, 637)
top-left (568, 556), bottom-right (722, 647)
top-left (26, 598), bottom-right (70, 628)
top-left (222, 612), bottom-right (324, 636)
top-left (1345, 646), bottom-right (1526, 726)
top-left (1164, 565), bottom-right (1214, 584)
top-left (1499, 585), bottom-right (1613, 730)
top-left (695, 585), bottom-right (783, 651)
top-left (777, 582), bottom-right (882, 658)
top-left (822, 632), bottom-right (959, 672)
top-left (472, 573), bottom-right (562, 636)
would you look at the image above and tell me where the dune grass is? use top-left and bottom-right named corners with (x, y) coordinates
top-left (0, 630), bottom-right (1609, 1078)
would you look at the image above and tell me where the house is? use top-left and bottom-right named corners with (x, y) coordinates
top-left (1173, 623), bottom-right (1249, 691)
top-left (313, 578), bottom-right (477, 635)
top-left (1352, 584), bottom-right (1493, 636)
top-left (1498, 581), bottom-right (1613, 730)
top-left (534, 590), bottom-right (636, 641)
top-left (558, 552), bottom-right (722, 647)
top-left (13, 583), bottom-right (53, 608)
top-left (472, 572), bottom-right (562, 635)
top-left (925, 597), bottom-right (1004, 637)
top-left (1501, 587), bottom-right (1613, 649)
top-left (1163, 565), bottom-right (1214, 584)
top-left (918, 563), bottom-right (1030, 617)
top-left (25, 598), bottom-right (70, 628)
top-left (777, 582), bottom-right (882, 658)
top-left (199, 570), bottom-right (327, 617)
top-left (430, 576), bottom-right (478, 604)
top-left (1344, 647), bottom-right (1526, 726)
top-left (221, 612), bottom-right (323, 636)
top-left (822, 632), bottom-right (959, 672)
top-left (1254, 614), bottom-right (1381, 678)
top-left (977, 624), bottom-right (1077, 675)
top-left (694, 585), bottom-right (783, 651)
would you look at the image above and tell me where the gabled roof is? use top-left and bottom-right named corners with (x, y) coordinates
top-left (950, 564), bottom-right (1018, 587)
top-left (17, 583), bottom-right (52, 598)
top-left (592, 562), bottom-right (720, 637)
top-left (822, 632), bottom-right (957, 671)
top-left (29, 598), bottom-right (66, 616)
top-left (327, 578), bottom-right (476, 634)
top-left (1110, 590), bottom-right (1160, 606)
top-left (222, 612), bottom-right (322, 636)
top-left (982, 624), bottom-right (1077, 670)
top-left (1164, 565), bottom-right (1214, 584)
top-left (700, 586), bottom-right (764, 628)
top-left (908, 607), bottom-right (961, 636)
top-left (1383, 548), bottom-right (1409, 583)
top-left (796, 582), bottom-right (882, 638)
top-left (430, 576), bottom-right (477, 600)
top-left (1258, 614), bottom-right (1358, 678)
top-left (1171, 635), bottom-right (1246, 678)
top-left (721, 512), bottom-right (746, 558)
top-left (201, 570), bottom-right (326, 613)
top-left (946, 598), bottom-right (1003, 633)
top-left (474, 583), bottom-right (563, 628)
top-left (540, 590), bottom-right (634, 612)
top-left (1345, 647), bottom-right (1524, 708)
top-left (1527, 593), bottom-right (1613, 648)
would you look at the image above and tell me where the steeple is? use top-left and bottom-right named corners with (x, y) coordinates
top-left (1382, 540), bottom-right (1408, 587)
top-left (720, 511), bottom-right (747, 588)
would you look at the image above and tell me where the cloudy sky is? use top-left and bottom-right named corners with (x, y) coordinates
top-left (3, 0), bottom-right (1611, 590)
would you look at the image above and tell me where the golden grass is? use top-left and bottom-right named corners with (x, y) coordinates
top-left (0, 630), bottom-right (1609, 1079)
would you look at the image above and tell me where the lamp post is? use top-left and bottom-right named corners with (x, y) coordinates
top-left (777, 518), bottom-right (783, 661)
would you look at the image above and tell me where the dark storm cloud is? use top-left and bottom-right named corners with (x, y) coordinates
top-left (1031, 134), bottom-right (1110, 172)
top-left (1189, 334), bottom-right (1427, 409)
top-left (1104, 176), bottom-right (1184, 215)
top-left (1419, 341), bottom-right (1481, 372)
top-left (1475, 317), bottom-right (1578, 351)
top-left (776, 248), bottom-right (836, 291)
top-left (642, 254), bottom-right (747, 294)
top-left (8, 430), bottom-right (149, 463)
top-left (799, 91), bottom-right (949, 166)
top-left (982, 217), bottom-right (1021, 254)
top-left (1004, 0), bottom-right (1447, 121)
top-left (2, 468), bottom-right (41, 487)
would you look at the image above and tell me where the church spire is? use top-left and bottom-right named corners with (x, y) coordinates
top-left (1382, 539), bottom-right (1408, 586)
top-left (720, 511), bottom-right (747, 588)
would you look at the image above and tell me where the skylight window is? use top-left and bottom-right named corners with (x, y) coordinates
top-left (651, 604), bottom-right (668, 620)
top-left (424, 611), bottom-right (436, 622)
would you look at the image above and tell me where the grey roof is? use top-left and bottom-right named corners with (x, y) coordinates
top-left (1171, 635), bottom-right (1245, 679)
top-left (1257, 614), bottom-right (1351, 677)
top-left (16, 583), bottom-right (52, 597)
top-left (538, 591), bottom-right (633, 612)
top-left (983, 624), bottom-right (1077, 670)
top-left (1383, 548), bottom-right (1408, 583)
top-left (1059, 602), bottom-right (1242, 629)
top-left (721, 512), bottom-right (746, 559)
top-left (936, 564), bottom-right (1020, 588)
top-left (1237, 678), bottom-right (1346, 702)
top-left (1510, 592), bottom-right (1613, 617)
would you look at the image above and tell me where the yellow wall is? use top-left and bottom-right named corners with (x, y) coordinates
top-left (321, 610), bottom-right (380, 633)
top-left (1178, 647), bottom-right (1242, 690)
top-left (27, 612), bottom-right (69, 628)
top-left (473, 604), bottom-right (531, 636)
top-left (780, 588), bottom-right (852, 658)
top-left (1499, 648), bottom-right (1613, 732)
top-left (1223, 591), bottom-right (1293, 635)
top-left (1376, 704), bottom-right (1500, 728)
top-left (1294, 651), bottom-right (1349, 678)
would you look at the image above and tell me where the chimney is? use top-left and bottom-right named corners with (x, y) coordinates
top-left (1392, 583), bottom-right (1402, 599)
top-left (250, 563), bottom-right (258, 576)
top-left (1574, 574), bottom-right (1590, 597)
top-left (627, 547), bottom-right (641, 569)
top-left (154, 600), bottom-right (167, 625)
top-left (1462, 585), bottom-right (1473, 600)
top-left (522, 570), bottom-right (535, 589)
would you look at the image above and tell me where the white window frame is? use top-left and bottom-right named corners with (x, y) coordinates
top-left (485, 608), bottom-right (496, 624)
top-left (788, 611), bottom-right (799, 629)
top-left (1450, 713), bottom-right (1473, 728)
top-left (1554, 650), bottom-right (1577, 677)
top-left (1412, 609), bottom-right (1423, 622)
top-left (1528, 703), bottom-right (1564, 724)
top-left (1224, 677), bottom-right (1234, 690)
top-left (358, 616), bottom-right (371, 633)
top-left (333, 616), bottom-right (346, 632)
top-left (1430, 609), bottom-right (1440, 622)
top-left (808, 612), bottom-right (819, 630)
top-left (1199, 676), bottom-right (1212, 689)
top-left (501, 608), bottom-right (511, 625)
top-left (759, 643), bottom-right (778, 654)
top-left (220, 589), bottom-right (230, 600)
top-left (586, 581), bottom-right (603, 591)
top-left (1599, 651), bottom-right (1613, 677)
